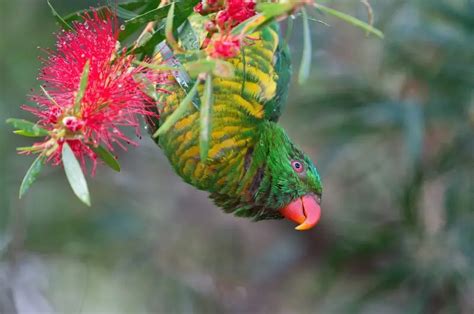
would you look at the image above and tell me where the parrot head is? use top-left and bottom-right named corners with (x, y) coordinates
top-left (273, 152), bottom-right (322, 231)
top-left (252, 122), bottom-right (323, 230)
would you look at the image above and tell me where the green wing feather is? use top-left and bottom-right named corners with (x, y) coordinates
top-left (262, 25), bottom-right (292, 122)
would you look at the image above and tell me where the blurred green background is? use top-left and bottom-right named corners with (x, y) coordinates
top-left (1, 0), bottom-right (473, 313)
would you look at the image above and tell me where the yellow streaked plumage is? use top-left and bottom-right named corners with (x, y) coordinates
top-left (155, 25), bottom-right (281, 191)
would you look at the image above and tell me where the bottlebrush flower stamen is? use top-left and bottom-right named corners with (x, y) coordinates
top-left (193, 0), bottom-right (256, 59)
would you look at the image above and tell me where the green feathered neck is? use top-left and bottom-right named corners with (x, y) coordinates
top-left (211, 121), bottom-right (322, 220)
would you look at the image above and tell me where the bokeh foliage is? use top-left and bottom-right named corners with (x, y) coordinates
top-left (1, 0), bottom-right (473, 313)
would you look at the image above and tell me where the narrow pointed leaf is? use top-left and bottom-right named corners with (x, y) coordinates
top-left (91, 145), bottom-right (121, 172)
top-left (164, 2), bottom-right (183, 52)
top-left (134, 61), bottom-right (181, 72)
top-left (62, 143), bottom-right (91, 206)
top-left (63, 6), bottom-right (107, 25)
top-left (256, 3), bottom-right (294, 18)
top-left (74, 60), bottom-right (90, 113)
top-left (6, 118), bottom-right (49, 137)
top-left (185, 60), bottom-right (216, 77)
top-left (17, 146), bottom-right (43, 152)
top-left (117, 6), bottom-right (138, 20)
top-left (125, 6), bottom-right (165, 24)
top-left (47, 0), bottom-right (73, 31)
top-left (133, 1), bottom-right (199, 56)
top-left (165, 2), bottom-right (175, 37)
top-left (13, 130), bottom-right (47, 137)
top-left (298, 8), bottom-right (312, 84)
top-left (19, 155), bottom-right (45, 199)
top-left (233, 3), bottom-right (293, 36)
top-left (199, 75), bottom-right (213, 161)
top-left (314, 3), bottom-right (384, 39)
top-left (231, 14), bottom-right (266, 37)
top-left (125, 0), bottom-right (198, 25)
top-left (154, 79), bottom-right (200, 137)
top-left (183, 59), bottom-right (235, 79)
top-left (136, 31), bottom-right (153, 47)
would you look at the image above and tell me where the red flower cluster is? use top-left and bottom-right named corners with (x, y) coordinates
top-left (207, 35), bottom-right (241, 58)
top-left (216, 0), bottom-right (256, 30)
top-left (195, 0), bottom-right (256, 29)
top-left (194, 0), bottom-right (256, 59)
top-left (24, 11), bottom-right (154, 174)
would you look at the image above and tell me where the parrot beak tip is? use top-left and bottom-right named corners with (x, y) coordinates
top-left (280, 194), bottom-right (321, 231)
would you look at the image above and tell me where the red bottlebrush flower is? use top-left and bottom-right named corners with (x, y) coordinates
top-left (62, 116), bottom-right (85, 132)
top-left (207, 34), bottom-right (242, 59)
top-left (24, 10), bottom-right (154, 174)
top-left (216, 0), bottom-right (256, 30)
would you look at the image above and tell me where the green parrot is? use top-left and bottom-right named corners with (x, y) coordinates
top-left (149, 23), bottom-right (323, 230)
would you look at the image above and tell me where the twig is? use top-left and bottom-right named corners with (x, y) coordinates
top-left (361, 0), bottom-right (374, 35)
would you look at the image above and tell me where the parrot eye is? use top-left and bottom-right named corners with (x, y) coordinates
top-left (291, 160), bottom-right (304, 173)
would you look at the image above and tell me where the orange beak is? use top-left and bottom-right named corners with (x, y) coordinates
top-left (280, 194), bottom-right (321, 231)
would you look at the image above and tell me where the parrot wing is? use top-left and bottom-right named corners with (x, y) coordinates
top-left (221, 23), bottom-right (291, 123)
top-left (154, 21), bottom-right (291, 124)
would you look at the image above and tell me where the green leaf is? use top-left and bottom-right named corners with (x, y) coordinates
top-left (199, 75), bottom-right (213, 161)
top-left (185, 60), bottom-right (215, 77)
top-left (119, 1), bottom-right (149, 13)
top-left (119, 1), bottom-right (168, 41)
top-left (134, 60), bottom-right (181, 72)
top-left (135, 31), bottom-right (153, 47)
top-left (62, 2), bottom-right (154, 27)
top-left (47, 0), bottom-right (73, 30)
top-left (232, 3), bottom-right (293, 36)
top-left (13, 130), bottom-right (46, 137)
top-left (231, 14), bottom-right (265, 36)
top-left (19, 155), bottom-right (45, 199)
top-left (125, 7), bottom-right (164, 24)
top-left (16, 146), bottom-right (43, 152)
top-left (177, 19), bottom-right (200, 50)
top-left (184, 59), bottom-right (235, 79)
top-left (62, 6), bottom-right (108, 25)
top-left (119, 5), bottom-right (165, 43)
top-left (298, 8), bottom-right (312, 84)
top-left (134, 0), bottom-right (199, 56)
top-left (165, 2), bottom-right (179, 50)
top-left (91, 145), bottom-right (121, 172)
top-left (117, 6), bottom-right (138, 20)
top-left (153, 78), bottom-right (200, 137)
top-left (256, 3), bottom-right (294, 18)
top-left (314, 3), bottom-right (384, 39)
top-left (6, 118), bottom-right (49, 137)
top-left (62, 142), bottom-right (91, 206)
top-left (74, 60), bottom-right (90, 113)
